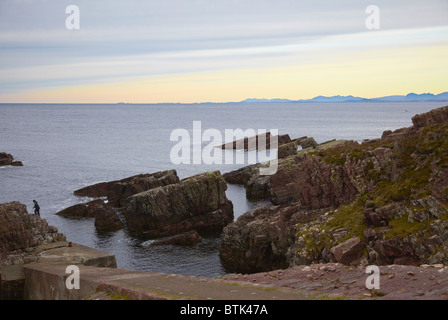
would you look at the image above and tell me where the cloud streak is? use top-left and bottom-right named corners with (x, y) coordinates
top-left (0, 0), bottom-right (447, 101)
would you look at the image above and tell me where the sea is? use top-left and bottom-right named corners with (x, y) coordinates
top-left (0, 102), bottom-right (445, 277)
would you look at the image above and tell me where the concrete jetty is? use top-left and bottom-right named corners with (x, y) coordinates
top-left (1, 240), bottom-right (307, 300)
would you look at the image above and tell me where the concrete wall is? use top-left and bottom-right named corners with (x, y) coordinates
top-left (0, 241), bottom-right (117, 300)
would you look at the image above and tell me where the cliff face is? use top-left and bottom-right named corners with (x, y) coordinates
top-left (219, 105), bottom-right (448, 273)
top-left (0, 202), bottom-right (66, 265)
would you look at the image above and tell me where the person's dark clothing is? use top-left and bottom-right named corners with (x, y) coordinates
top-left (33, 200), bottom-right (40, 216)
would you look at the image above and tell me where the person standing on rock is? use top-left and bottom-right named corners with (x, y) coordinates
top-left (33, 200), bottom-right (40, 216)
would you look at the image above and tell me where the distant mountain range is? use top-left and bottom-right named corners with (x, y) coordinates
top-left (239, 92), bottom-right (448, 103)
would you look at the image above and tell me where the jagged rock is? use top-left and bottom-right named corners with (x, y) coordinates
top-left (223, 164), bottom-right (261, 185)
top-left (269, 151), bottom-right (360, 207)
top-left (94, 206), bottom-right (124, 232)
top-left (0, 202), bottom-right (66, 265)
top-left (56, 199), bottom-right (124, 232)
top-left (296, 136), bottom-right (318, 149)
top-left (330, 237), bottom-right (364, 265)
top-left (107, 170), bottom-right (180, 207)
top-left (412, 105), bottom-right (448, 128)
top-left (218, 132), bottom-right (291, 150)
top-left (124, 171), bottom-right (233, 237)
top-left (219, 203), bottom-right (325, 273)
top-left (0, 153), bottom-right (22, 167)
top-left (56, 199), bottom-right (105, 218)
top-left (149, 230), bottom-right (203, 246)
top-left (74, 182), bottom-right (110, 198)
top-left (74, 170), bottom-right (179, 207)
top-left (278, 140), bottom-right (298, 159)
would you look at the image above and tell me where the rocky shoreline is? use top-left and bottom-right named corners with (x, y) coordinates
top-left (219, 105), bottom-right (448, 274)
top-left (1, 105), bottom-right (448, 300)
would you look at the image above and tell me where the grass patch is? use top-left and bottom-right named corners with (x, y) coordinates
top-left (385, 214), bottom-right (432, 240)
top-left (325, 198), bottom-right (367, 241)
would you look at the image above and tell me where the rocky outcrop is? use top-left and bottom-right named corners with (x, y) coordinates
top-left (74, 170), bottom-right (180, 207)
top-left (0, 202), bottom-right (66, 265)
top-left (56, 199), bottom-right (124, 232)
top-left (219, 105), bottom-right (448, 273)
top-left (62, 170), bottom-right (179, 233)
top-left (94, 206), bottom-right (124, 232)
top-left (56, 199), bottom-right (105, 218)
top-left (0, 153), bottom-right (22, 167)
top-left (218, 132), bottom-right (291, 150)
top-left (295, 136), bottom-right (318, 149)
top-left (412, 105), bottom-right (448, 128)
top-left (330, 237), bottom-right (364, 265)
top-left (278, 140), bottom-right (298, 159)
top-left (125, 171), bottom-right (233, 237)
top-left (219, 203), bottom-right (327, 273)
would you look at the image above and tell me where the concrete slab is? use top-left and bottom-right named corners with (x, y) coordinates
top-left (33, 241), bottom-right (117, 268)
top-left (0, 265), bottom-right (25, 299)
top-left (22, 263), bottom-right (309, 300)
top-left (1, 241), bottom-right (116, 300)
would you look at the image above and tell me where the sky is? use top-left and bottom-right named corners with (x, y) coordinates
top-left (0, 0), bottom-right (447, 103)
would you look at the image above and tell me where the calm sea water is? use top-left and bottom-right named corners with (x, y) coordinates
top-left (0, 102), bottom-right (445, 277)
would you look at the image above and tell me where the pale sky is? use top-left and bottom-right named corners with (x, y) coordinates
top-left (0, 0), bottom-right (447, 103)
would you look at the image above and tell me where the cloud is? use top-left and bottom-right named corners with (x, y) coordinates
top-left (0, 0), bottom-right (448, 100)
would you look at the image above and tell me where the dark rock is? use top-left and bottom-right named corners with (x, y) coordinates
top-left (218, 132), bottom-right (291, 150)
top-left (55, 199), bottom-right (105, 218)
top-left (124, 171), bottom-right (234, 237)
top-left (0, 153), bottom-right (22, 167)
top-left (0, 202), bottom-right (65, 265)
top-left (107, 170), bottom-right (180, 207)
top-left (330, 237), bottom-right (364, 265)
top-left (223, 164), bottom-right (261, 185)
top-left (219, 203), bottom-right (324, 273)
top-left (74, 182), bottom-right (110, 197)
top-left (94, 206), bottom-right (124, 232)
top-left (412, 105), bottom-right (448, 128)
top-left (278, 140), bottom-right (298, 159)
top-left (149, 230), bottom-right (203, 246)
top-left (296, 136), bottom-right (318, 149)
top-left (74, 170), bottom-right (179, 207)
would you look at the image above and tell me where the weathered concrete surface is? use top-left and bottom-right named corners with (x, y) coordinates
top-left (0, 265), bottom-right (25, 299)
top-left (1, 241), bottom-right (116, 300)
top-left (22, 263), bottom-right (309, 300)
top-left (32, 241), bottom-right (117, 268)
top-left (21, 261), bottom-right (448, 300)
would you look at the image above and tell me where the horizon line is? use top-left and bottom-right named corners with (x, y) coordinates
top-left (1, 91), bottom-right (448, 105)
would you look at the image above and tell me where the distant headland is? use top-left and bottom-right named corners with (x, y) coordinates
top-left (113, 91), bottom-right (448, 105)
top-left (239, 92), bottom-right (448, 104)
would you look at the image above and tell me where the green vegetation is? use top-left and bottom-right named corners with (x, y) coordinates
top-left (325, 198), bottom-right (366, 241)
top-left (296, 122), bottom-right (448, 258)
